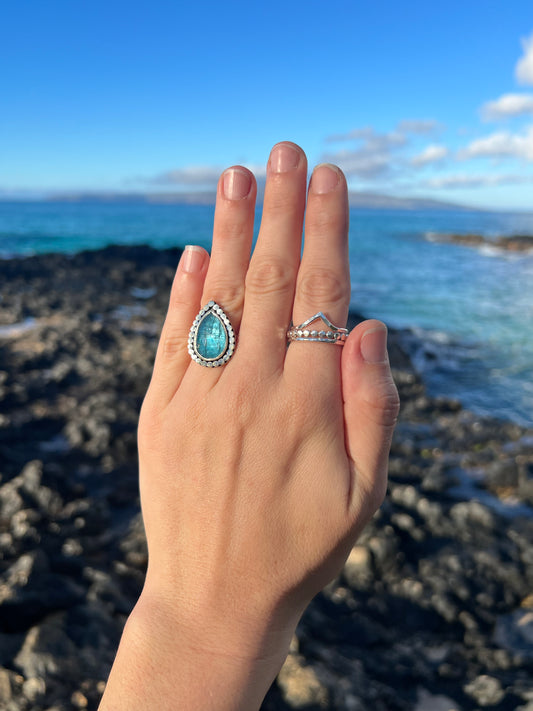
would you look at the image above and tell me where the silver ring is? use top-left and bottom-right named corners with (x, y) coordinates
top-left (188, 301), bottom-right (236, 367)
top-left (287, 312), bottom-right (348, 346)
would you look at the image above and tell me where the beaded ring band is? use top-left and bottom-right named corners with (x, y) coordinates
top-left (287, 312), bottom-right (348, 346)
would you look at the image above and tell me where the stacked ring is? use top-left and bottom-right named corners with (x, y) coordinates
top-left (287, 312), bottom-right (348, 346)
top-left (189, 306), bottom-right (349, 368)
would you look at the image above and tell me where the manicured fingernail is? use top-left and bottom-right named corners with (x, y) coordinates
top-left (269, 143), bottom-right (301, 173)
top-left (181, 245), bottom-right (206, 274)
top-left (223, 168), bottom-right (252, 200)
top-left (361, 327), bottom-right (388, 363)
top-left (310, 163), bottom-right (341, 194)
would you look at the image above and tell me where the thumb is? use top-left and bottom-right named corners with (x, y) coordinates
top-left (341, 320), bottom-right (400, 508)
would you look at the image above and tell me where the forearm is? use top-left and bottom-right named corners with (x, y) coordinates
top-left (98, 591), bottom-right (291, 711)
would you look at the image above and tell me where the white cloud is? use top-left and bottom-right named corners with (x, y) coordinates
top-left (326, 127), bottom-right (405, 146)
top-left (326, 149), bottom-right (392, 179)
top-left (324, 119), bottom-right (446, 180)
top-left (324, 127), bottom-right (408, 179)
top-left (149, 163), bottom-right (266, 188)
top-left (326, 127), bottom-right (372, 143)
top-left (152, 166), bottom-right (224, 186)
top-left (481, 93), bottom-right (533, 120)
top-left (396, 119), bottom-right (441, 134)
top-left (421, 173), bottom-right (533, 189)
top-left (459, 125), bottom-right (533, 161)
top-left (411, 144), bottom-right (448, 166)
top-left (326, 119), bottom-right (440, 146)
top-left (516, 32), bottom-right (533, 85)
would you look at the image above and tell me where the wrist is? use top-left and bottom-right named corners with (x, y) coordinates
top-left (136, 583), bottom-right (292, 662)
top-left (99, 584), bottom-right (294, 711)
top-left (140, 557), bottom-right (304, 658)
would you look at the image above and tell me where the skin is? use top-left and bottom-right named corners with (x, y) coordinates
top-left (98, 142), bottom-right (400, 710)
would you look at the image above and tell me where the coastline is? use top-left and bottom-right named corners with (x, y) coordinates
top-left (2, 202), bottom-right (533, 426)
top-left (424, 231), bottom-right (533, 253)
top-left (0, 245), bottom-right (532, 710)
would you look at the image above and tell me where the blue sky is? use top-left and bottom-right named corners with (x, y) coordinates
top-left (1, 0), bottom-right (533, 210)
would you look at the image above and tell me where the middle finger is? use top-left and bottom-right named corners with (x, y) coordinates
top-left (238, 142), bottom-right (308, 374)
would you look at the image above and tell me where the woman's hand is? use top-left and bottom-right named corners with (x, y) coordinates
top-left (99, 142), bottom-right (399, 711)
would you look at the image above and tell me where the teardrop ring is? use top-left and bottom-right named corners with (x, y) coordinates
top-left (188, 301), bottom-right (236, 367)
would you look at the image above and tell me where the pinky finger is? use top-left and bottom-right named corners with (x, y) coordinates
top-left (146, 245), bottom-right (209, 407)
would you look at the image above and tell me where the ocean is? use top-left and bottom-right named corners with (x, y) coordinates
top-left (1, 201), bottom-right (533, 427)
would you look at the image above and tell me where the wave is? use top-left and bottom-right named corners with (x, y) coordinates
top-left (395, 326), bottom-right (533, 427)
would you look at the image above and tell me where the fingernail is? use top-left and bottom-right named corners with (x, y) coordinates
top-left (269, 142), bottom-right (301, 173)
top-left (223, 168), bottom-right (252, 200)
top-left (361, 327), bottom-right (388, 363)
top-left (181, 245), bottom-right (206, 274)
top-left (310, 163), bottom-right (341, 194)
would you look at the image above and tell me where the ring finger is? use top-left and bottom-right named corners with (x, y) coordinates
top-left (184, 166), bottom-right (257, 383)
top-left (202, 166), bottom-right (256, 323)
top-left (286, 163), bottom-right (350, 382)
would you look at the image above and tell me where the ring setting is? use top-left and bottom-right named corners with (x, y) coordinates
top-left (188, 301), bottom-right (236, 367)
top-left (287, 312), bottom-right (348, 346)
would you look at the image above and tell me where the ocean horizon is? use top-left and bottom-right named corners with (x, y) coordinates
top-left (1, 200), bottom-right (533, 427)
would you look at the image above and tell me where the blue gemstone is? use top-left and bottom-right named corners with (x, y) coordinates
top-left (195, 312), bottom-right (228, 360)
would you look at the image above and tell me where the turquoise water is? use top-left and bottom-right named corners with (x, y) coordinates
top-left (1, 201), bottom-right (533, 426)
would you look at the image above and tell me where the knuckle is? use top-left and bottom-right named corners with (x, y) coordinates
top-left (246, 257), bottom-right (295, 296)
top-left (364, 381), bottom-right (401, 429)
top-left (264, 177), bottom-right (298, 212)
top-left (297, 267), bottom-right (349, 306)
top-left (228, 384), bottom-right (255, 425)
top-left (218, 204), bottom-right (251, 238)
top-left (161, 331), bottom-right (187, 358)
top-left (168, 287), bottom-right (191, 312)
top-left (204, 280), bottom-right (244, 314)
top-left (307, 204), bottom-right (347, 236)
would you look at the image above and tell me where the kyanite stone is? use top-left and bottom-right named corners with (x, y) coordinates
top-left (195, 312), bottom-right (228, 360)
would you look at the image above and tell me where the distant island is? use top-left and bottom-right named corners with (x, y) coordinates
top-left (426, 232), bottom-right (533, 252)
top-left (1, 189), bottom-right (477, 212)
top-left (347, 191), bottom-right (471, 211)
top-left (44, 191), bottom-right (218, 206)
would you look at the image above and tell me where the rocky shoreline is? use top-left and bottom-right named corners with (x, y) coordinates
top-left (425, 232), bottom-right (533, 253)
top-left (0, 245), bottom-right (532, 711)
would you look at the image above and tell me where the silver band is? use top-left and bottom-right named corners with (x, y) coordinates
top-left (287, 312), bottom-right (348, 346)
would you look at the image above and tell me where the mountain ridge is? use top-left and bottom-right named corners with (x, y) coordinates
top-left (1, 190), bottom-right (479, 211)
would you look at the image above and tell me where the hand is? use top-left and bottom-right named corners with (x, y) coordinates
top-left (99, 142), bottom-right (399, 711)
